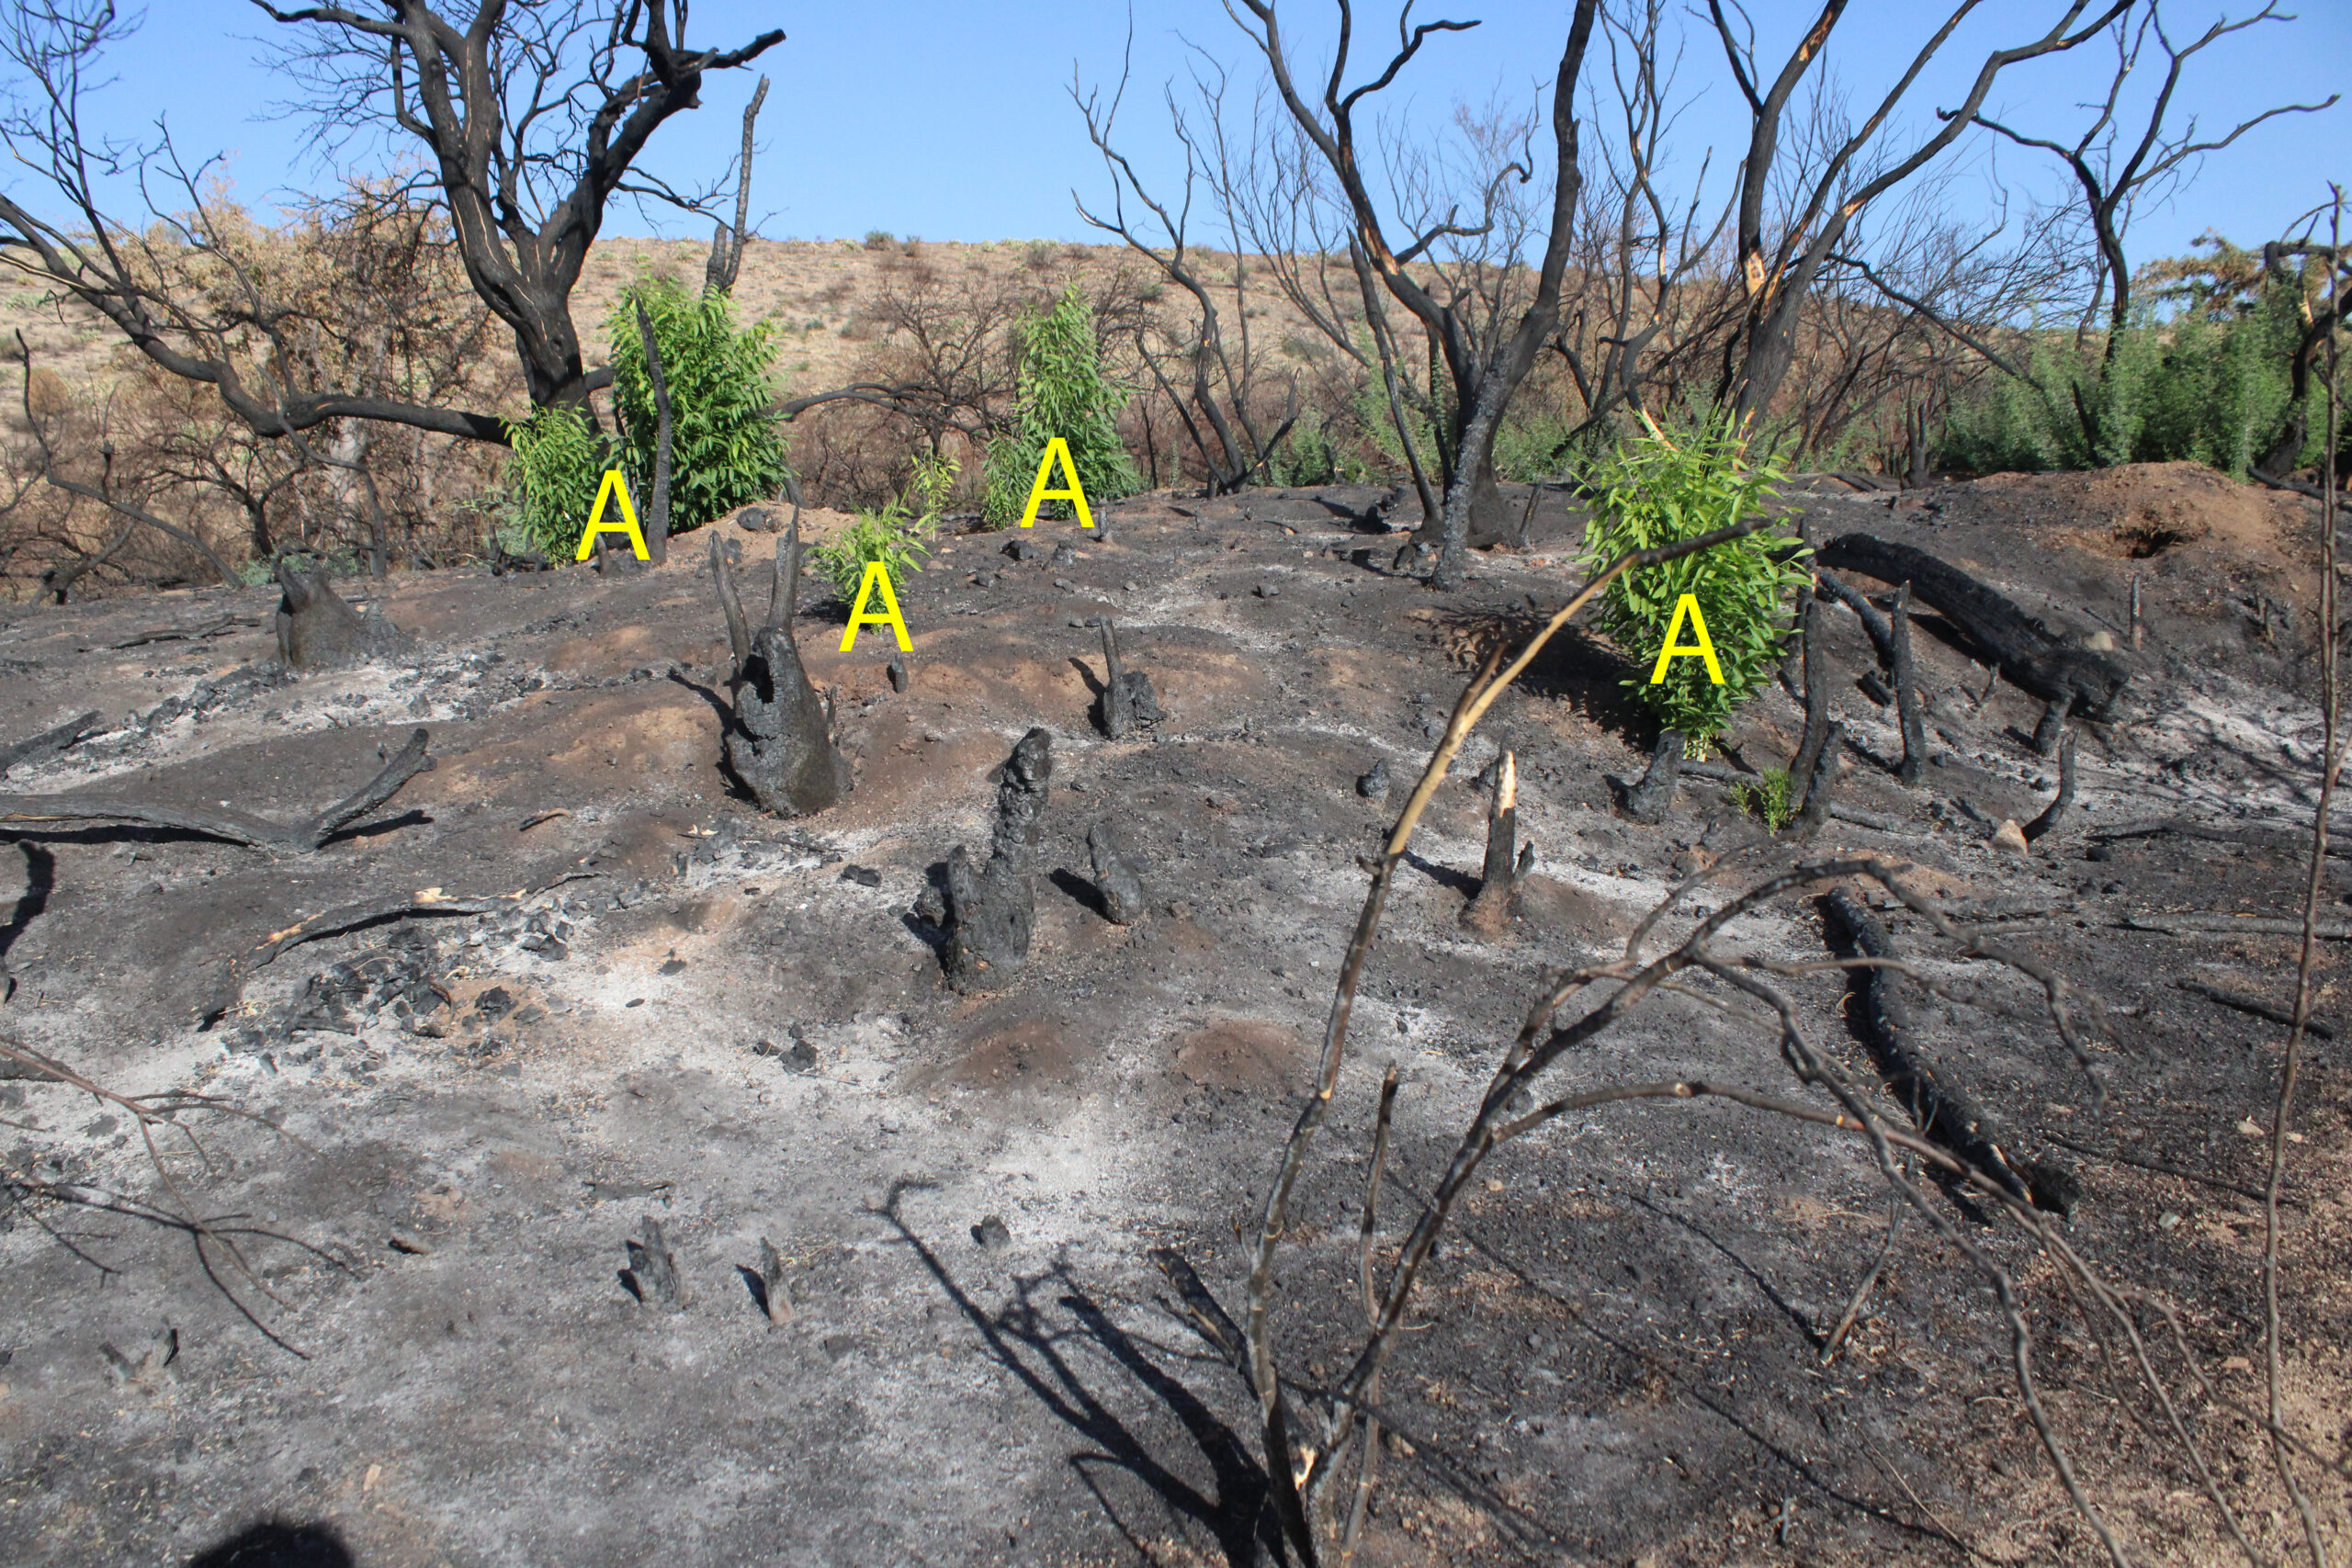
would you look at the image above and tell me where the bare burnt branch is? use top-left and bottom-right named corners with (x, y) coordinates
top-left (0, 728), bottom-right (435, 853)
top-left (2024, 731), bottom-right (2078, 842)
top-left (0, 711), bottom-right (103, 780)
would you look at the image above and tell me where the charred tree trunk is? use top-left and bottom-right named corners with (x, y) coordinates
top-left (712, 529), bottom-right (849, 817)
top-left (1793, 720), bottom-right (1844, 838)
top-left (1816, 534), bottom-right (2132, 716)
top-left (635, 299), bottom-right (674, 567)
top-left (1096, 619), bottom-right (1162, 739)
top-left (2024, 730), bottom-right (2077, 844)
top-left (942, 728), bottom-right (1054, 990)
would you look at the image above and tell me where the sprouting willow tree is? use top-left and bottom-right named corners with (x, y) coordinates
top-left (606, 275), bottom-right (790, 536)
top-left (982, 285), bottom-right (1141, 525)
top-left (1585, 414), bottom-right (1808, 746)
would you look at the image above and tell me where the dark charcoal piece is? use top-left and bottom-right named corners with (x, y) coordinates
top-left (1088, 820), bottom-right (1146, 925)
top-left (1816, 534), bottom-right (2132, 716)
top-left (1822, 890), bottom-right (2075, 1214)
top-left (1096, 619), bottom-right (1161, 739)
top-left (942, 728), bottom-right (1052, 990)
top-left (752, 1236), bottom-right (794, 1323)
top-left (716, 531), bottom-right (851, 818)
top-left (738, 505), bottom-right (777, 533)
top-left (887, 654), bottom-right (910, 693)
top-left (840, 864), bottom-right (884, 888)
top-left (2032, 692), bottom-right (2074, 758)
top-left (973, 1214), bottom-right (1012, 1251)
top-left (1005, 538), bottom-right (1044, 562)
top-left (622, 1215), bottom-right (689, 1310)
top-left (1615, 730), bottom-right (1683, 825)
top-left (0, 711), bottom-right (102, 780)
top-left (1356, 759), bottom-right (1390, 800)
top-left (1793, 721), bottom-right (1845, 838)
top-left (274, 560), bottom-right (402, 670)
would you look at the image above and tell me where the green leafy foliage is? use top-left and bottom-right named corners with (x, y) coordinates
top-left (809, 453), bottom-right (955, 600)
top-left (1582, 415), bottom-right (1810, 745)
top-left (607, 274), bottom-right (792, 537)
top-left (1732, 767), bottom-right (1796, 832)
top-left (504, 403), bottom-right (614, 558)
top-left (982, 285), bottom-right (1139, 526)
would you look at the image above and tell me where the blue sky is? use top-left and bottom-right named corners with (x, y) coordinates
top-left (28, 2), bottom-right (2352, 267)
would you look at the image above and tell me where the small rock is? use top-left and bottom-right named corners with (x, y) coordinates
top-left (658, 954), bottom-right (687, 976)
top-left (1005, 539), bottom-right (1043, 562)
top-left (841, 864), bottom-right (884, 888)
top-left (2082, 629), bottom-right (2116, 652)
top-left (1991, 818), bottom-right (2030, 854)
top-left (1050, 541), bottom-right (1077, 565)
top-left (973, 1214), bottom-right (1012, 1252)
top-left (1122, 580), bottom-right (1140, 592)
top-left (971, 571), bottom-right (997, 587)
top-left (1052, 577), bottom-right (1077, 592)
top-left (821, 1334), bottom-right (860, 1362)
top-left (787, 1040), bottom-right (819, 1072)
top-left (1357, 760), bottom-right (1390, 800)
top-left (1254, 582), bottom-right (1279, 598)
top-left (474, 987), bottom-right (515, 1021)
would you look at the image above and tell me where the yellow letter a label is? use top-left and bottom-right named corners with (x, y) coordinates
top-left (574, 469), bottom-right (650, 561)
top-left (840, 560), bottom-right (913, 652)
top-left (1018, 436), bottom-right (1095, 529)
top-left (1648, 593), bottom-right (1725, 685)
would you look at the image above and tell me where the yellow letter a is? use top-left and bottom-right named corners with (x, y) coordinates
top-left (840, 560), bottom-right (913, 652)
top-left (1648, 593), bottom-right (1725, 685)
top-left (574, 469), bottom-right (650, 561)
top-left (1018, 436), bottom-right (1095, 529)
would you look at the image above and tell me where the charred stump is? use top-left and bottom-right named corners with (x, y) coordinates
top-left (1615, 729), bottom-right (1682, 825)
top-left (2024, 731), bottom-right (2078, 844)
top-left (274, 559), bottom-right (401, 670)
top-left (1792, 721), bottom-right (1845, 838)
top-left (1789, 595), bottom-right (1834, 804)
top-left (1462, 750), bottom-right (1531, 935)
top-left (1096, 619), bottom-right (1162, 739)
top-left (713, 529), bottom-right (850, 818)
top-left (1887, 582), bottom-right (1927, 786)
top-left (1088, 819), bottom-right (1147, 925)
top-left (1816, 534), bottom-right (2132, 716)
top-left (2031, 692), bottom-right (2074, 759)
top-left (942, 728), bottom-right (1054, 990)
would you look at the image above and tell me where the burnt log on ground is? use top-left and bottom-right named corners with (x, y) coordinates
top-left (1815, 534), bottom-right (2132, 716)
top-left (0, 711), bottom-right (103, 780)
top-left (713, 529), bottom-right (850, 818)
top-left (0, 728), bottom-right (435, 852)
top-left (1822, 889), bottom-right (2077, 1215)
top-left (942, 728), bottom-right (1053, 991)
top-left (1461, 750), bottom-right (1532, 935)
top-left (1095, 619), bottom-right (1161, 739)
top-left (274, 560), bottom-right (405, 670)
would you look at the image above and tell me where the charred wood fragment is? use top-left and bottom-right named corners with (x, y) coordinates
top-left (1, 728), bottom-right (434, 852)
top-left (1816, 534), bottom-right (2131, 716)
top-left (1088, 819), bottom-right (1146, 925)
top-left (1615, 729), bottom-right (1682, 825)
top-left (1462, 750), bottom-right (1529, 935)
top-left (1822, 889), bottom-right (2076, 1215)
top-left (274, 559), bottom-right (404, 670)
top-left (1096, 618), bottom-right (1161, 739)
top-left (0, 711), bottom-right (102, 780)
top-left (1815, 569), bottom-right (1895, 665)
top-left (2023, 731), bottom-right (2076, 844)
top-left (942, 728), bottom-right (1053, 990)
top-left (713, 529), bottom-right (850, 817)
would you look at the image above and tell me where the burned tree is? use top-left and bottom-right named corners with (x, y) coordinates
top-left (1227, 0), bottom-right (1604, 588)
top-left (711, 529), bottom-right (850, 818)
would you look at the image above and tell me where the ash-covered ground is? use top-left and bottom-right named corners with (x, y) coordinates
top-left (0, 468), bottom-right (2345, 1566)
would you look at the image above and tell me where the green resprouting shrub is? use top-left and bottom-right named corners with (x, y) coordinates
top-left (981, 285), bottom-right (1139, 525)
top-left (809, 453), bottom-right (955, 600)
top-left (1583, 414), bottom-right (1810, 746)
top-left (606, 274), bottom-right (791, 538)
top-left (504, 403), bottom-right (615, 558)
top-left (1732, 767), bottom-right (1796, 832)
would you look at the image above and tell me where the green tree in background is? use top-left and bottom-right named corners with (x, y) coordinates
top-left (983, 285), bottom-right (1138, 525)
